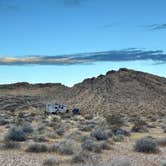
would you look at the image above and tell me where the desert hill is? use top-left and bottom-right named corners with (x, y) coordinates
top-left (1, 68), bottom-right (166, 115)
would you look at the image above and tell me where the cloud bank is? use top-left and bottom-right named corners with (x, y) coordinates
top-left (146, 24), bottom-right (166, 30)
top-left (0, 49), bottom-right (166, 65)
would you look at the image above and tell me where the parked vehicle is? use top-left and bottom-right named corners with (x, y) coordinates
top-left (45, 103), bottom-right (68, 114)
top-left (72, 108), bottom-right (81, 115)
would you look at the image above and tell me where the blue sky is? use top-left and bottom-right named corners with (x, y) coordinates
top-left (0, 0), bottom-right (166, 86)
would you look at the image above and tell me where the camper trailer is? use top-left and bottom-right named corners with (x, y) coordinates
top-left (45, 103), bottom-right (68, 114)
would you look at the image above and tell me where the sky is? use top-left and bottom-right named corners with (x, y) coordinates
top-left (0, 0), bottom-right (166, 86)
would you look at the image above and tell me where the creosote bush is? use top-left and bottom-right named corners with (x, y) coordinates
top-left (134, 137), bottom-right (158, 153)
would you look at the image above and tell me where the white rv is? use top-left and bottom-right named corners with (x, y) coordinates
top-left (45, 103), bottom-right (68, 114)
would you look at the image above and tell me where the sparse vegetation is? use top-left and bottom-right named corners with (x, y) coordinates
top-left (81, 138), bottom-right (101, 153)
top-left (110, 157), bottom-right (132, 166)
top-left (43, 158), bottom-right (59, 166)
top-left (90, 128), bottom-right (108, 141)
top-left (26, 143), bottom-right (48, 153)
top-left (134, 137), bottom-right (158, 153)
top-left (105, 113), bottom-right (124, 130)
top-left (1, 141), bottom-right (20, 150)
top-left (56, 139), bottom-right (77, 155)
top-left (0, 117), bottom-right (8, 125)
top-left (72, 150), bottom-right (94, 164)
top-left (22, 122), bottom-right (33, 134)
top-left (157, 137), bottom-right (166, 146)
top-left (131, 118), bottom-right (148, 133)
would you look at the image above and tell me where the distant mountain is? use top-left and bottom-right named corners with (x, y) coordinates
top-left (1, 68), bottom-right (166, 115)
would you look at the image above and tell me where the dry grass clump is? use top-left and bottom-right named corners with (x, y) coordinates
top-left (33, 135), bottom-right (48, 142)
top-left (134, 137), bottom-right (159, 153)
top-left (72, 150), bottom-right (99, 164)
top-left (26, 143), bottom-right (48, 153)
top-left (81, 138), bottom-right (101, 153)
top-left (157, 137), bottom-right (166, 146)
top-left (83, 114), bottom-right (94, 120)
top-left (56, 139), bottom-right (77, 155)
top-left (110, 157), bottom-right (132, 166)
top-left (0, 117), bottom-right (8, 125)
top-left (43, 158), bottom-right (59, 166)
top-left (72, 150), bottom-right (92, 163)
top-left (47, 132), bottom-right (59, 139)
top-left (1, 141), bottom-right (21, 150)
top-left (90, 128), bottom-right (109, 141)
top-left (65, 131), bottom-right (82, 142)
top-left (105, 113), bottom-right (124, 130)
top-left (78, 120), bottom-right (96, 132)
top-left (22, 122), bottom-right (34, 134)
top-left (131, 118), bottom-right (148, 133)
top-left (99, 141), bottom-right (111, 150)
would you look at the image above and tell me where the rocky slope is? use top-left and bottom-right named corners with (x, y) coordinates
top-left (0, 68), bottom-right (166, 115)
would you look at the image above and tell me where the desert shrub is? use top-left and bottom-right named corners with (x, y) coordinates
top-left (56, 140), bottom-right (76, 155)
top-left (81, 139), bottom-right (101, 153)
top-left (110, 157), bottom-right (132, 166)
top-left (26, 143), bottom-right (48, 153)
top-left (0, 117), bottom-right (8, 125)
top-left (78, 120), bottom-right (96, 132)
top-left (161, 125), bottom-right (166, 133)
top-left (90, 129), bottom-right (108, 141)
top-left (1, 141), bottom-right (20, 150)
top-left (43, 158), bottom-right (59, 166)
top-left (47, 132), bottom-right (59, 139)
top-left (48, 144), bottom-right (58, 152)
top-left (84, 114), bottom-right (94, 120)
top-left (134, 137), bottom-right (158, 153)
top-left (36, 125), bottom-right (46, 134)
top-left (114, 129), bottom-right (130, 136)
top-left (99, 141), bottom-right (111, 150)
top-left (56, 128), bottom-right (65, 136)
top-left (112, 135), bottom-right (125, 142)
top-left (81, 136), bottom-right (96, 143)
top-left (105, 114), bottom-right (124, 130)
top-left (79, 124), bottom-right (94, 132)
top-left (72, 150), bottom-right (98, 164)
top-left (157, 138), bottom-right (166, 146)
top-left (131, 118), bottom-right (148, 133)
top-left (5, 126), bottom-right (26, 142)
top-left (18, 112), bottom-right (24, 118)
top-left (33, 135), bottom-right (48, 142)
top-left (65, 131), bottom-right (82, 142)
top-left (22, 123), bottom-right (33, 134)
